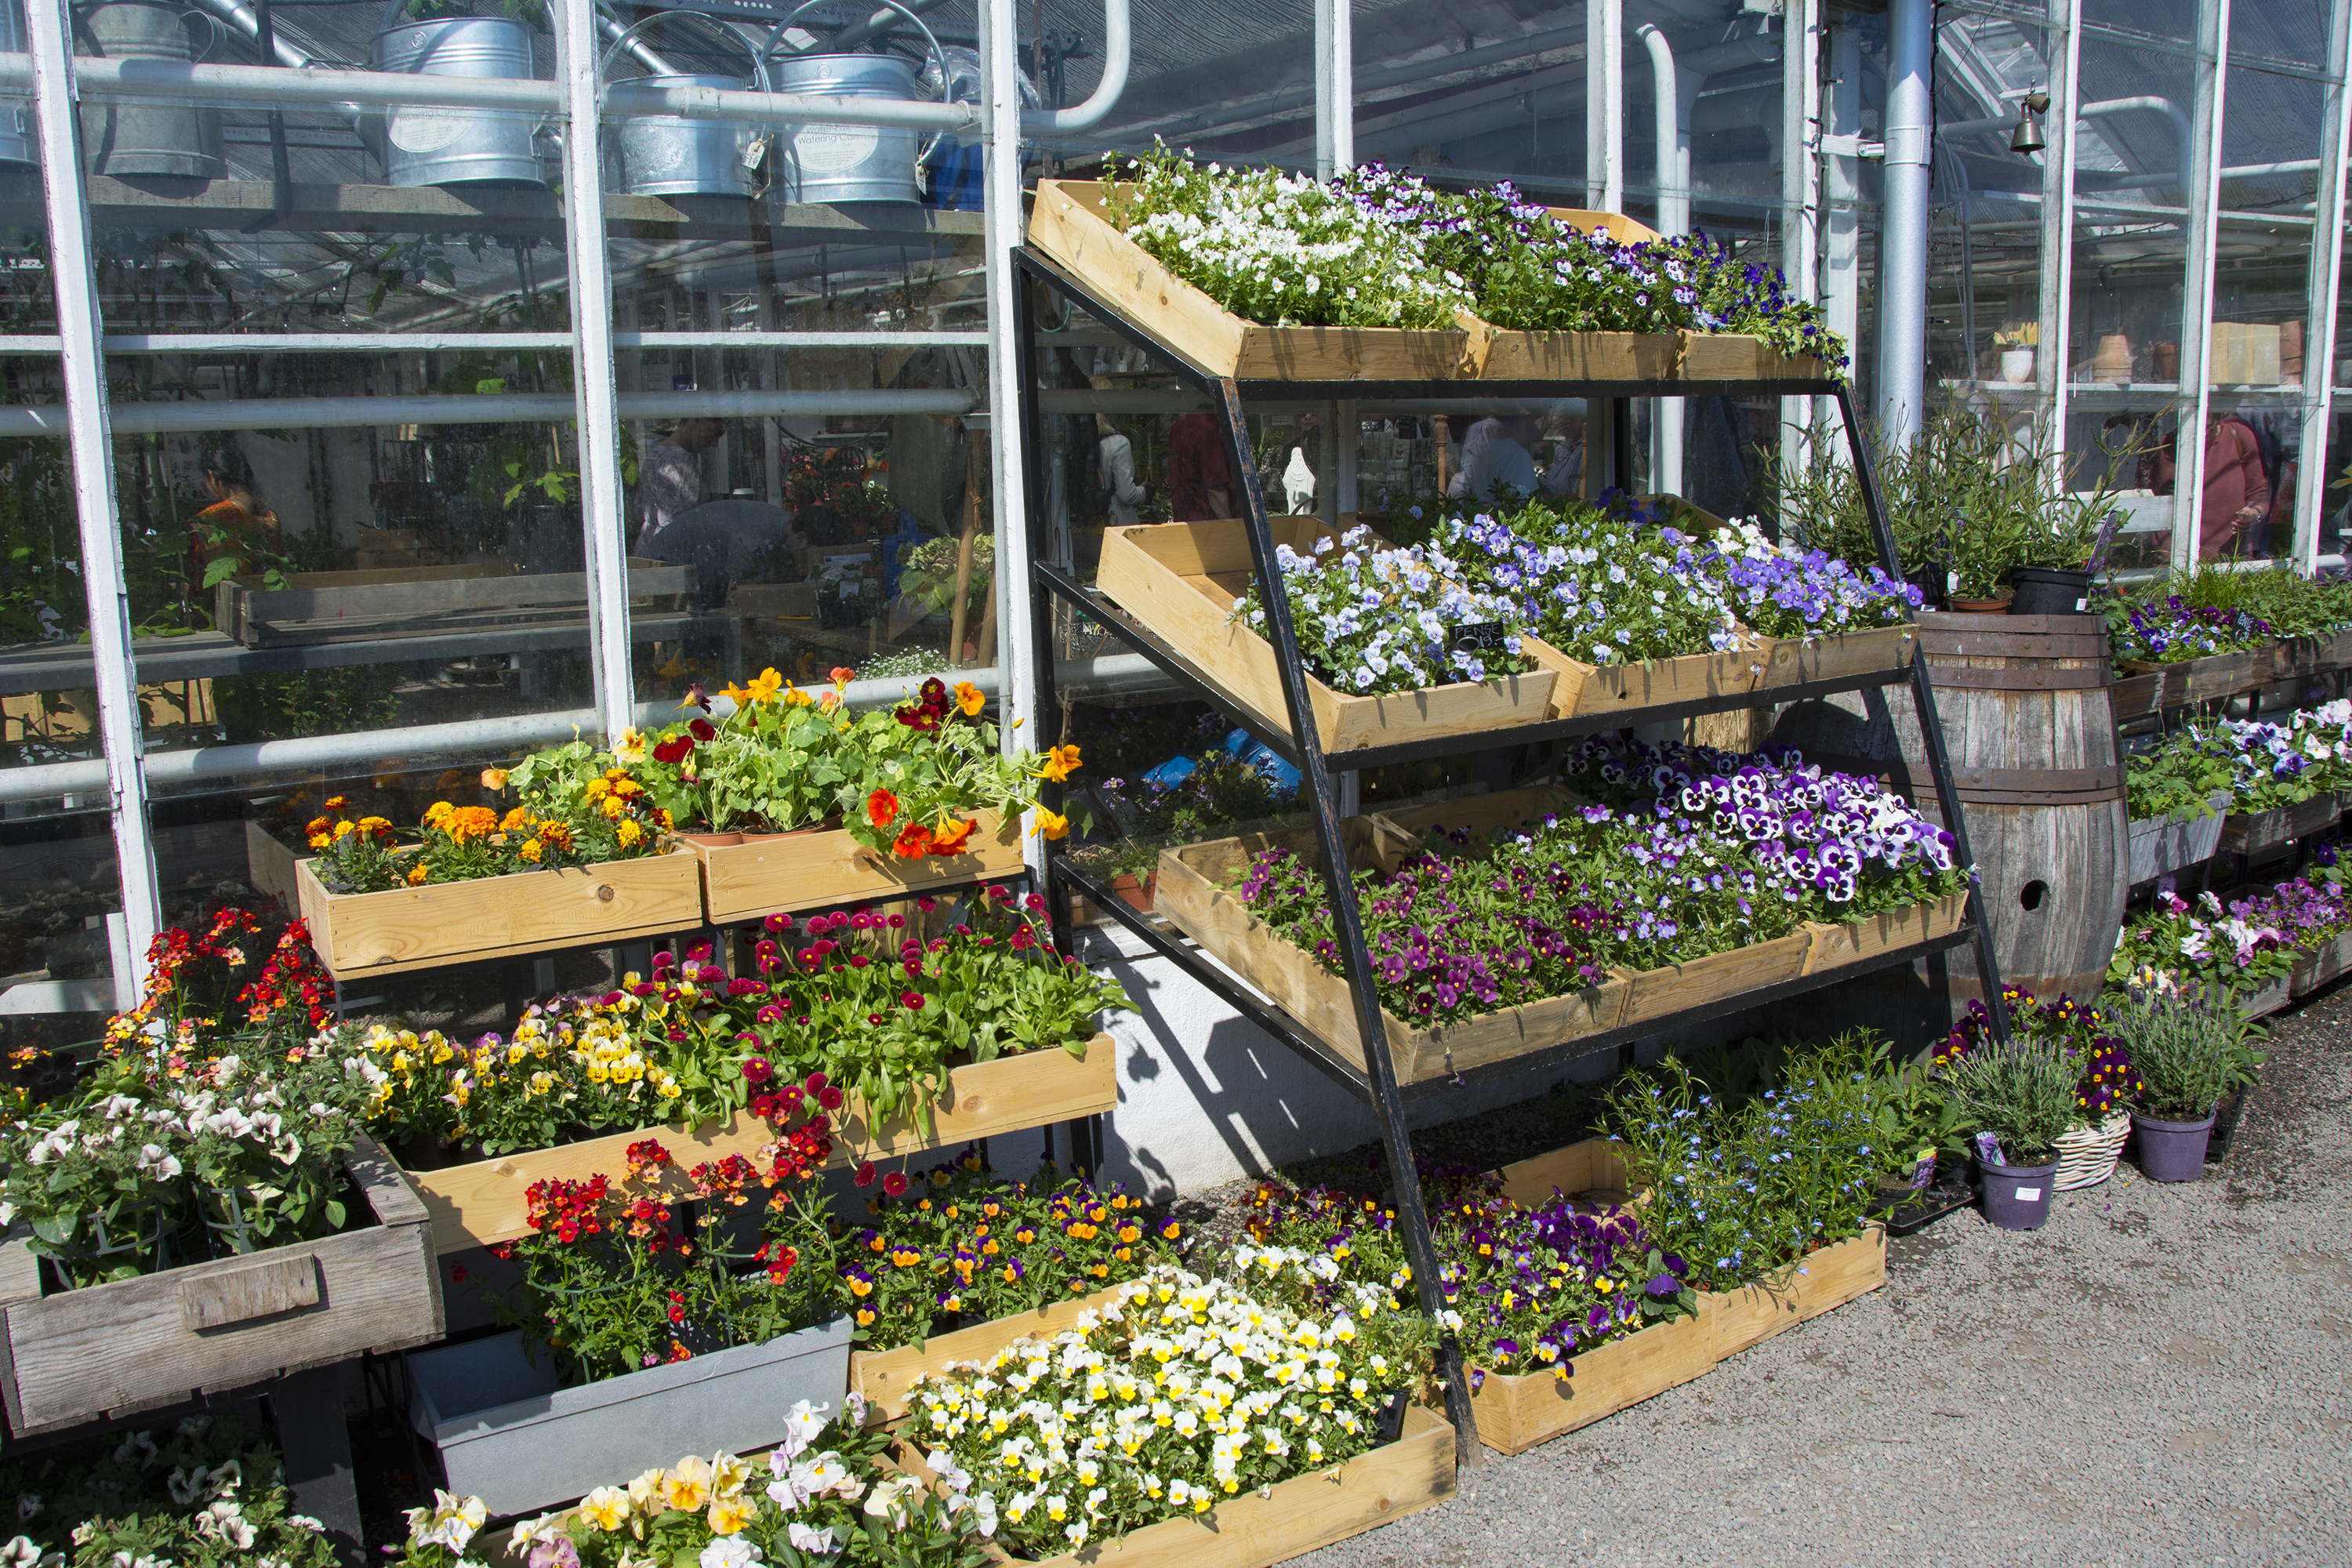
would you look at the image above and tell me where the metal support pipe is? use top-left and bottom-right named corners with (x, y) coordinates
top-left (185, 0), bottom-right (325, 72)
top-left (1876, 0), bottom-right (1933, 445)
top-left (597, 12), bottom-right (678, 77)
top-left (980, 0), bottom-right (1037, 850)
top-left (24, 0), bottom-right (161, 1010)
top-left (2037, 0), bottom-right (2085, 476)
top-left (0, 387), bottom-right (978, 439)
top-left (0, 53), bottom-right (980, 132)
top-left (1821, 20), bottom-right (1863, 463)
top-left (1313, 0), bottom-right (1352, 176)
top-left (1635, 20), bottom-right (1686, 495)
top-left (1586, 0), bottom-right (1623, 211)
top-left (554, 2), bottom-right (637, 742)
top-left (1023, 0), bottom-right (1130, 133)
top-left (2169, 0), bottom-right (2230, 573)
top-left (2294, 0), bottom-right (2352, 572)
top-left (826, 0), bottom-right (955, 54)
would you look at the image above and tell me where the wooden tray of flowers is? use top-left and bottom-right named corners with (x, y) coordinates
top-left (400, 1035), bottom-right (1119, 1255)
top-left (1467, 1137), bottom-right (1886, 1455)
top-left (1026, 179), bottom-right (1831, 387)
top-left (852, 1283), bottom-right (1136, 1422)
top-left (1519, 622), bottom-right (1915, 723)
top-left (0, 1134), bottom-right (442, 1436)
top-left (1153, 786), bottom-right (1965, 1086)
top-left (2218, 793), bottom-right (2346, 857)
top-left (1094, 517), bottom-right (1558, 753)
top-left (688, 811), bottom-right (1028, 924)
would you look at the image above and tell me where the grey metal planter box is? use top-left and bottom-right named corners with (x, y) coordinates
top-left (2128, 793), bottom-right (2231, 886)
top-left (408, 1317), bottom-right (853, 1517)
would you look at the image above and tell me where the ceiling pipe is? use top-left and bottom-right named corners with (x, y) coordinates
top-left (1877, 0), bottom-right (1933, 445)
top-left (1025, 0), bottom-right (1127, 132)
top-left (1634, 20), bottom-right (1690, 497)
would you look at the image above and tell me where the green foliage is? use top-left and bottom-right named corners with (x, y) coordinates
top-left (0, 1416), bottom-right (339, 1568)
top-left (1943, 1040), bottom-right (2080, 1166)
top-left (212, 667), bottom-right (404, 746)
top-left (1601, 1040), bottom-right (1882, 1291)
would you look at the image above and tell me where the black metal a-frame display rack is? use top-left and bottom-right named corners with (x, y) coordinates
top-left (1011, 246), bottom-right (2010, 1462)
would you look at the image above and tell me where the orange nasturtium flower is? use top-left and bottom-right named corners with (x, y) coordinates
top-left (927, 817), bottom-right (978, 857)
top-left (866, 789), bottom-right (900, 829)
top-left (953, 681), bottom-right (985, 717)
top-left (480, 768), bottom-right (509, 791)
top-left (829, 666), bottom-right (856, 689)
top-left (1033, 807), bottom-right (1069, 841)
top-left (892, 822), bottom-right (933, 859)
top-left (1034, 743), bottom-right (1083, 783)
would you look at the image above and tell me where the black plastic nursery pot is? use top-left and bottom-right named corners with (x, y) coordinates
top-left (2134, 1109), bottom-right (2217, 1181)
top-left (2007, 566), bottom-right (2093, 616)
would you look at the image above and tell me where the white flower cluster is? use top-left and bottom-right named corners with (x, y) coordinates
top-left (1232, 524), bottom-right (1533, 695)
top-left (909, 1267), bottom-right (1403, 1555)
top-left (1112, 157), bottom-right (1472, 330)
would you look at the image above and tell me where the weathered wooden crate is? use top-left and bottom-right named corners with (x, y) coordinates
top-left (1095, 519), bottom-right (1558, 754)
top-left (2111, 649), bottom-right (2265, 720)
top-left (1026, 179), bottom-right (1831, 386)
top-left (220, 563), bottom-right (692, 647)
top-left (905, 1403), bottom-right (1456, 1568)
top-left (2218, 794), bottom-right (2344, 857)
top-left (294, 845), bottom-right (706, 981)
top-left (403, 1034), bottom-right (1118, 1254)
top-left (687, 813), bottom-right (1027, 925)
top-left (2127, 796), bottom-right (2232, 885)
top-left (1154, 813), bottom-right (1962, 1086)
top-left (852, 1284), bottom-right (1133, 1423)
top-left (2270, 629), bottom-right (2352, 677)
top-left (0, 1134), bottom-right (443, 1436)
top-left (2241, 976), bottom-right (2292, 1020)
top-left (2289, 929), bottom-right (2352, 999)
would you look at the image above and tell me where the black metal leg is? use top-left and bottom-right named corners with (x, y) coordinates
top-left (269, 1363), bottom-right (362, 1566)
top-left (1017, 269), bottom-right (1078, 954)
top-left (1208, 377), bottom-right (1482, 1468)
top-left (1836, 387), bottom-right (2013, 1047)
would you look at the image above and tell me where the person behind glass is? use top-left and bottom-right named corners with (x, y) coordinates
top-left (634, 417), bottom-right (727, 552)
top-left (2136, 414), bottom-right (2270, 560)
top-left (191, 442), bottom-right (278, 568)
top-left (1166, 409), bottom-right (1234, 520)
top-left (1095, 413), bottom-right (1149, 526)
top-left (1455, 413), bottom-right (1544, 503)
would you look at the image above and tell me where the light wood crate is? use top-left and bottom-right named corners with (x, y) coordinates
top-left (403, 1034), bottom-right (1118, 1254)
top-left (1094, 518), bottom-right (1558, 755)
top-left (904, 1403), bottom-right (1456, 1568)
top-left (1025, 179), bottom-right (1832, 386)
top-left (0, 1135), bottom-right (443, 1436)
top-left (687, 814), bottom-right (1028, 925)
top-left (292, 844), bottom-right (706, 980)
top-left (1152, 808), bottom-right (1963, 1086)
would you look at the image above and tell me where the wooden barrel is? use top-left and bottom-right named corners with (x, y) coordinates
top-left (1769, 611), bottom-right (2126, 1008)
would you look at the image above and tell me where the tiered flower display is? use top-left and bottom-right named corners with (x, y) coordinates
top-left (906, 1267), bottom-right (1427, 1558)
top-left (1236, 739), bottom-right (1965, 1025)
top-left (2109, 861), bottom-right (2352, 996)
top-left (303, 769), bottom-right (670, 895)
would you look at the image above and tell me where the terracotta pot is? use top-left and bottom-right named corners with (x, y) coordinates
top-left (1949, 595), bottom-right (2014, 615)
top-left (679, 831), bottom-right (745, 848)
top-left (2092, 333), bottom-right (2132, 383)
top-left (2152, 340), bottom-right (2180, 380)
top-left (1112, 871), bottom-right (1157, 914)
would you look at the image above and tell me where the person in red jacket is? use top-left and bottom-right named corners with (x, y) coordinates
top-left (1166, 410), bottom-right (1234, 521)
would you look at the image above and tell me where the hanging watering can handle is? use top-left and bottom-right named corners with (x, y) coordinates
top-left (753, 0), bottom-right (956, 167)
top-left (597, 6), bottom-right (758, 81)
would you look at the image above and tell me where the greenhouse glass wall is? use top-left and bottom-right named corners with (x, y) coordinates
top-left (0, 0), bottom-right (2336, 1017)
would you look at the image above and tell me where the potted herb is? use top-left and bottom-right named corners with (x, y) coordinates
top-left (1856, 1039), bottom-right (1963, 1196)
top-left (1942, 1032), bottom-right (2080, 1231)
top-left (2108, 986), bottom-right (2248, 1180)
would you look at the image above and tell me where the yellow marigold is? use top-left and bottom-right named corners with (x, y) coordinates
top-left (615, 818), bottom-right (644, 848)
top-left (442, 805), bottom-right (500, 843)
top-left (601, 796), bottom-right (626, 820)
top-left (307, 833), bottom-right (332, 851)
top-left (585, 779), bottom-right (612, 801)
top-left (332, 819), bottom-right (358, 840)
top-left (501, 806), bottom-right (534, 832)
top-left (518, 838), bottom-right (544, 862)
top-left (422, 800), bottom-right (456, 828)
top-left (322, 794), bottom-right (348, 811)
top-left (357, 815), bottom-right (391, 834)
top-left (540, 822), bottom-right (575, 849)
top-left (405, 863), bottom-right (429, 886)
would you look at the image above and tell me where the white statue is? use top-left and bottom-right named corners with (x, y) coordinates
top-left (1281, 446), bottom-right (1316, 517)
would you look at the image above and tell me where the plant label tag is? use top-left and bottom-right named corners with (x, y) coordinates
top-left (2014, 1186), bottom-right (2042, 1202)
top-left (1973, 1131), bottom-right (2005, 1167)
top-left (1446, 621), bottom-right (1511, 653)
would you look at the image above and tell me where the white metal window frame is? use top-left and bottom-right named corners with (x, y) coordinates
top-left (2, 0), bottom-right (1118, 1007)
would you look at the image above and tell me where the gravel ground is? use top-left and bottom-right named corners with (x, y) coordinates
top-left (1293, 982), bottom-right (2352, 1568)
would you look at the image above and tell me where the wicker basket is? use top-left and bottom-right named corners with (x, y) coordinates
top-left (2053, 1112), bottom-right (2132, 1190)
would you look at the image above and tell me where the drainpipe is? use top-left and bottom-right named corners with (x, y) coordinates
top-left (1023, 0), bottom-right (1129, 132)
top-left (1635, 20), bottom-right (1690, 495)
top-left (1587, 0), bottom-right (1622, 210)
top-left (1877, 0), bottom-right (1933, 445)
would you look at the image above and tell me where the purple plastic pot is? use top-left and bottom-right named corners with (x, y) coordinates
top-left (2133, 1109), bottom-right (2218, 1182)
top-left (1979, 1157), bottom-right (2061, 1230)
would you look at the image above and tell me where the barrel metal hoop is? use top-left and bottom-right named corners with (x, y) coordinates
top-left (1919, 664), bottom-right (2112, 691)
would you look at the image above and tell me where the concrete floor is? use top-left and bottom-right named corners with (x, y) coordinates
top-left (1297, 982), bottom-right (2352, 1568)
